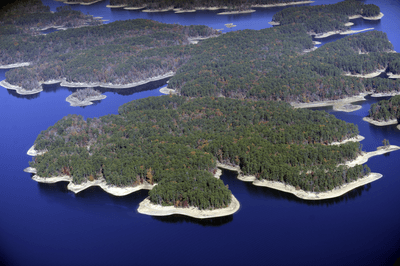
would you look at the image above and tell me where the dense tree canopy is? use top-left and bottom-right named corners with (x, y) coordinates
top-left (367, 95), bottom-right (400, 122)
top-left (30, 96), bottom-right (367, 207)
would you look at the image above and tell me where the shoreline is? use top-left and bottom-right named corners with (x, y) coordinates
top-left (370, 91), bottom-right (400, 97)
top-left (31, 173), bottom-right (155, 196)
top-left (2, 72), bottom-right (175, 96)
top-left (0, 62), bottom-right (31, 69)
top-left (329, 135), bottom-right (365, 145)
top-left (342, 145), bottom-right (400, 167)
top-left (137, 194), bottom-right (240, 219)
top-left (252, 173), bottom-right (382, 200)
top-left (339, 27), bottom-right (374, 35)
top-left (344, 68), bottom-right (385, 78)
top-left (217, 9), bottom-right (255, 15)
top-left (290, 92), bottom-right (369, 112)
top-left (216, 143), bottom-right (399, 200)
top-left (362, 117), bottom-right (398, 127)
top-left (0, 80), bottom-right (43, 95)
top-left (66, 94), bottom-right (107, 107)
top-left (349, 12), bottom-right (384, 20)
top-left (159, 86), bottom-right (177, 95)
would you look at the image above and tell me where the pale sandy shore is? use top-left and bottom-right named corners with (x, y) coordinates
top-left (4, 72), bottom-right (176, 96)
top-left (173, 8), bottom-right (196, 13)
top-left (313, 41), bottom-right (322, 45)
top-left (31, 172), bottom-right (155, 196)
top-left (290, 92), bottom-right (369, 112)
top-left (370, 91), bottom-right (400, 97)
top-left (188, 35), bottom-right (219, 44)
top-left (0, 80), bottom-right (43, 95)
top-left (363, 12), bottom-right (384, 20)
top-left (344, 22), bottom-right (354, 26)
top-left (303, 46), bottom-right (318, 53)
top-left (217, 9), bottom-right (255, 15)
top-left (344, 68), bottom-right (385, 78)
top-left (0, 62), bottom-right (31, 69)
top-left (252, 173), bottom-right (382, 200)
top-left (106, 4), bottom-right (126, 8)
top-left (329, 135), bottom-right (365, 145)
top-left (349, 13), bottom-right (384, 20)
top-left (363, 117), bottom-right (398, 127)
top-left (342, 145), bottom-right (400, 167)
top-left (60, 71), bottom-right (175, 89)
top-left (24, 167), bottom-right (37, 174)
top-left (252, 1), bottom-right (314, 8)
top-left (160, 87), bottom-right (177, 95)
top-left (137, 194), bottom-right (240, 219)
top-left (268, 21), bottom-right (280, 25)
top-left (397, 125), bottom-right (400, 130)
top-left (333, 104), bottom-right (362, 112)
top-left (340, 27), bottom-right (374, 35)
top-left (143, 7), bottom-right (174, 12)
top-left (387, 72), bottom-right (400, 79)
top-left (313, 30), bottom-right (342, 38)
top-left (66, 94), bottom-right (107, 107)
top-left (27, 145), bottom-right (47, 156)
top-left (124, 6), bottom-right (147, 10)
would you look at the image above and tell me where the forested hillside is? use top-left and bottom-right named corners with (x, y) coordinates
top-left (169, 29), bottom-right (400, 103)
top-left (367, 95), bottom-right (400, 122)
top-left (2, 19), bottom-right (219, 90)
top-left (0, 0), bottom-right (101, 35)
top-left (106, 0), bottom-right (310, 11)
top-left (272, 0), bottom-right (381, 34)
top-left (30, 95), bottom-right (369, 208)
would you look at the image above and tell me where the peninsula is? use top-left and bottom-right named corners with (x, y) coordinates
top-left (217, 144), bottom-right (400, 200)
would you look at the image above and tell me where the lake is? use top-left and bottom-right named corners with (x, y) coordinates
top-left (1, 0), bottom-right (400, 265)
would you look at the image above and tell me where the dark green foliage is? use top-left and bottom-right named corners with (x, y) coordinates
top-left (2, 18), bottom-right (219, 90)
top-left (272, 0), bottom-right (380, 33)
top-left (367, 95), bottom-right (400, 122)
top-left (31, 96), bottom-right (365, 206)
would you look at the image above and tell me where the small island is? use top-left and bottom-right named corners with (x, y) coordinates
top-left (66, 88), bottom-right (106, 107)
top-left (363, 95), bottom-right (400, 127)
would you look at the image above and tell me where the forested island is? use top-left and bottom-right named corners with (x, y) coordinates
top-left (271, 0), bottom-right (382, 35)
top-left (363, 95), bottom-right (400, 127)
top-left (6, 0), bottom-right (398, 216)
top-left (66, 88), bottom-right (106, 106)
top-left (29, 95), bottom-right (373, 206)
top-left (0, 0), bottom-right (101, 36)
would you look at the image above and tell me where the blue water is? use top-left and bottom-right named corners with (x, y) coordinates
top-left (1, 1), bottom-right (400, 265)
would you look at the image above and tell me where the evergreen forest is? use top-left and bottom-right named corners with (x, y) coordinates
top-left (30, 96), bottom-right (369, 209)
top-left (367, 95), bottom-right (400, 122)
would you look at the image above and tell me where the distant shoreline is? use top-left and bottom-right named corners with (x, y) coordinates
top-left (107, 1), bottom-right (314, 13)
top-left (1, 72), bottom-right (175, 96)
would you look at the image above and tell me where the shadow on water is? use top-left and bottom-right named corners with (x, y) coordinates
top-left (152, 213), bottom-right (233, 227)
top-left (6, 77), bottom-right (170, 100)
